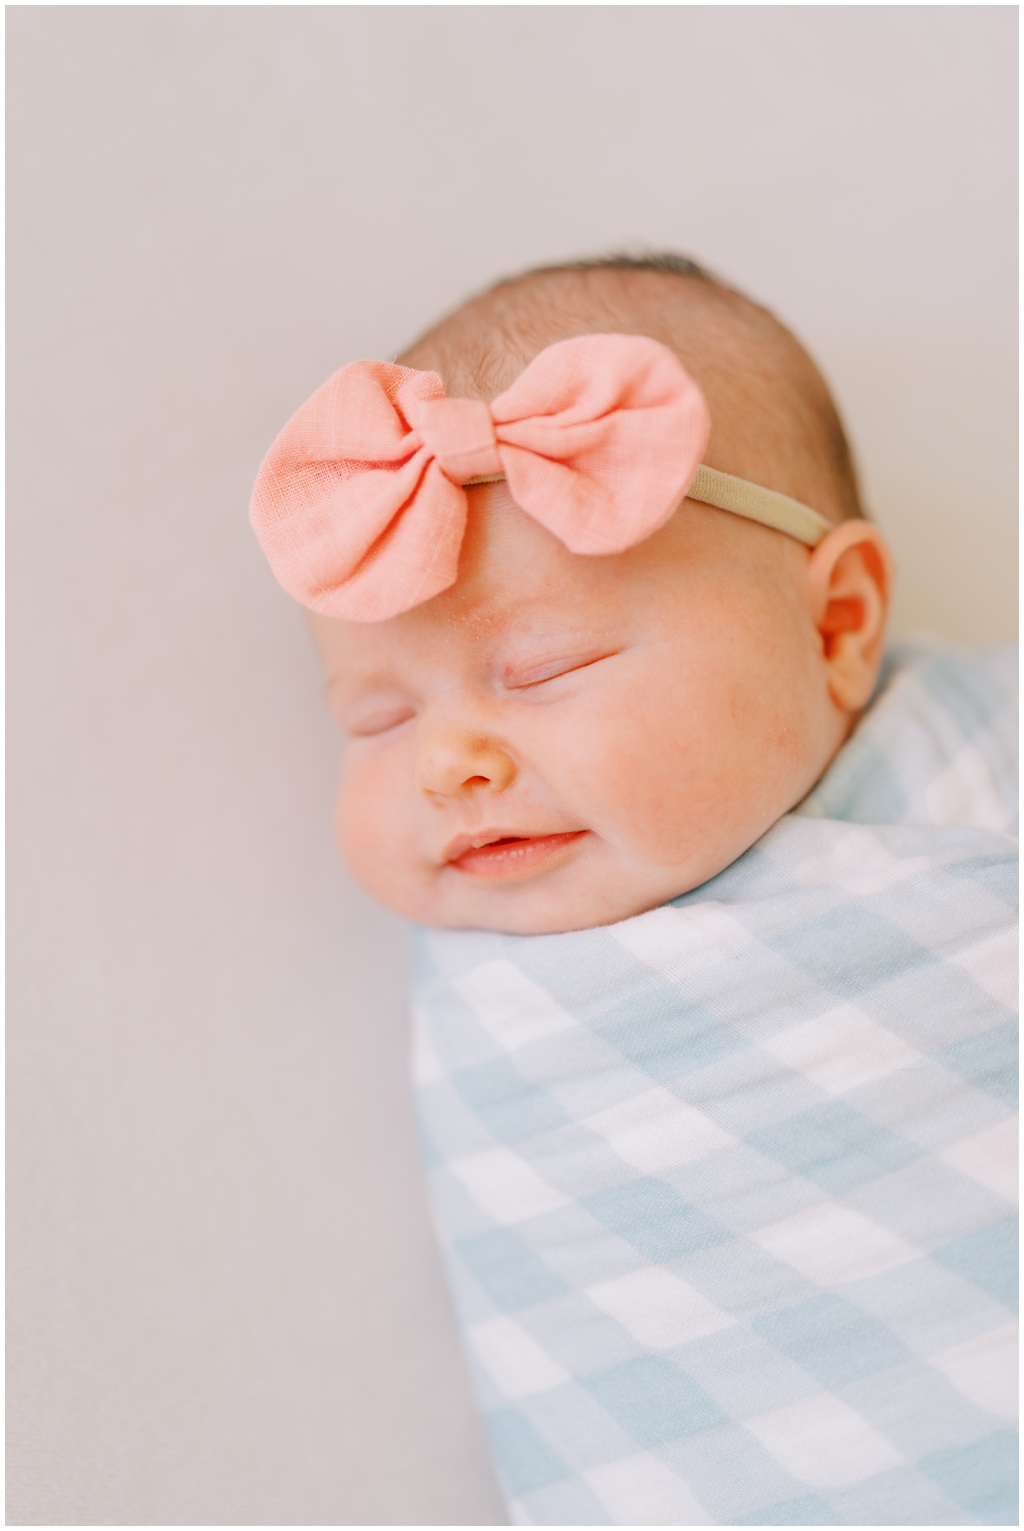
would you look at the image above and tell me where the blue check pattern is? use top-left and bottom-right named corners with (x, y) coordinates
top-left (413, 641), bottom-right (1018, 1525)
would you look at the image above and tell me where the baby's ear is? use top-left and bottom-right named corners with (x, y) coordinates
top-left (807, 520), bottom-right (894, 713)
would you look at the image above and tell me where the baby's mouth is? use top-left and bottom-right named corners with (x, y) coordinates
top-left (446, 831), bottom-right (589, 880)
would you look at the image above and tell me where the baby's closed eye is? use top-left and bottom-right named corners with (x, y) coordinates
top-left (501, 649), bottom-right (622, 691)
top-left (331, 687), bottom-right (417, 737)
top-left (348, 705), bottom-right (416, 737)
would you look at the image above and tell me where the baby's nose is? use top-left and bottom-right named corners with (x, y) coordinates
top-left (416, 728), bottom-right (517, 800)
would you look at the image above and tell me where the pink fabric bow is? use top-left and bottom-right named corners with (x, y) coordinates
top-left (250, 333), bottom-right (710, 621)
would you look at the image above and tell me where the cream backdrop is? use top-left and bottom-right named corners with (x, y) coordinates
top-left (8, 7), bottom-right (1016, 1526)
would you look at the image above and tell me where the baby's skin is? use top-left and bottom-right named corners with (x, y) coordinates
top-left (309, 265), bottom-right (893, 935)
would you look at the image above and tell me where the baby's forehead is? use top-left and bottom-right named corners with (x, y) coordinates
top-left (312, 522), bottom-right (632, 684)
top-left (313, 477), bottom-right (800, 690)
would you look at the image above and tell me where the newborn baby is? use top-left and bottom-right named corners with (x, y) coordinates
top-left (252, 257), bottom-right (1017, 1526)
top-left (296, 262), bottom-right (891, 935)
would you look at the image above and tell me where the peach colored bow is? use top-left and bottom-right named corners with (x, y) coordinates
top-left (250, 333), bottom-right (710, 622)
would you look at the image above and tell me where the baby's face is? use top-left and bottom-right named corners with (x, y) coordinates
top-left (310, 485), bottom-right (857, 934)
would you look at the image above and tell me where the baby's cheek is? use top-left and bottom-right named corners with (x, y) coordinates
top-left (534, 682), bottom-right (709, 853)
top-left (333, 751), bottom-right (415, 908)
top-left (334, 766), bottom-right (372, 876)
top-left (536, 659), bottom-right (811, 864)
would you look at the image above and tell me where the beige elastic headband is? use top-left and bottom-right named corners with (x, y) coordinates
top-left (687, 464), bottom-right (833, 546)
top-left (251, 335), bottom-right (837, 623)
top-left (465, 463), bottom-right (834, 548)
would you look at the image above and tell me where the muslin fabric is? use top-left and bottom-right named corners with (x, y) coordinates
top-left (250, 335), bottom-right (710, 622)
top-left (412, 640), bottom-right (1018, 1526)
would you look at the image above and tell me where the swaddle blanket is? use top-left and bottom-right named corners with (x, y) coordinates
top-left (413, 640), bottom-right (1018, 1527)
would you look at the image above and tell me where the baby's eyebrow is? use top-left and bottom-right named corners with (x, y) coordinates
top-left (325, 655), bottom-right (406, 689)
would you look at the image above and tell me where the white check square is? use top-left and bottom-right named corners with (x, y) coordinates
top-left (745, 1393), bottom-right (903, 1487)
top-left (753, 1201), bottom-right (918, 1285)
top-left (761, 1004), bottom-right (919, 1094)
top-left (453, 960), bottom-right (577, 1051)
top-left (584, 1087), bottom-right (734, 1172)
top-left (451, 1147), bottom-right (568, 1224)
top-left (587, 1265), bottom-right (735, 1350)
top-left (469, 1316), bottom-right (570, 1399)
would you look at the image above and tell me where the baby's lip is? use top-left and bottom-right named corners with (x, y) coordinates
top-left (442, 828), bottom-right (590, 880)
top-left (441, 827), bottom-right (575, 863)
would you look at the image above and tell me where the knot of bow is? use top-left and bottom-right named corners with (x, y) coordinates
top-left (250, 333), bottom-right (710, 622)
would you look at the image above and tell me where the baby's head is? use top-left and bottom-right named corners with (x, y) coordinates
top-left (255, 257), bottom-right (891, 934)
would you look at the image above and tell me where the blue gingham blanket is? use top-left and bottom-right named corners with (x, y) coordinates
top-left (412, 639), bottom-right (1018, 1526)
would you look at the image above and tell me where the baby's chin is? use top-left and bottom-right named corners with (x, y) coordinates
top-left (418, 882), bottom-right (689, 935)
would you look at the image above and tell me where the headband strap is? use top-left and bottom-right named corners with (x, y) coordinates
top-left (465, 462), bottom-right (832, 548)
top-left (677, 464), bottom-right (832, 546)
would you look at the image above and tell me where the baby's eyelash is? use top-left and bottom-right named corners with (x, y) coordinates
top-left (346, 705), bottom-right (416, 738)
top-left (504, 652), bottom-right (619, 690)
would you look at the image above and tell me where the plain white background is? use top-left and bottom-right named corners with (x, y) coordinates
top-left (8, 7), bottom-right (1016, 1525)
